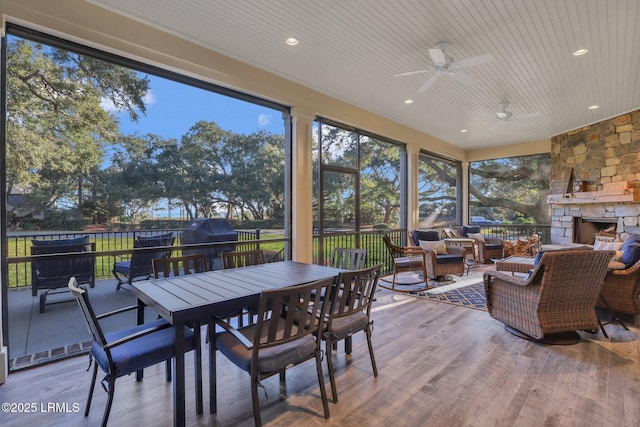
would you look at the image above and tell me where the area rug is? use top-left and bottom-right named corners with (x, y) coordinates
top-left (412, 280), bottom-right (487, 311)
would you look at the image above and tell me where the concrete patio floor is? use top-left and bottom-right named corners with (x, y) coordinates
top-left (6, 278), bottom-right (161, 371)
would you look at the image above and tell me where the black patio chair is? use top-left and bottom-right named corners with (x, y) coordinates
top-left (68, 277), bottom-right (201, 427)
top-left (31, 235), bottom-right (96, 313)
top-left (212, 277), bottom-right (333, 426)
top-left (322, 265), bottom-right (381, 403)
top-left (113, 233), bottom-right (175, 290)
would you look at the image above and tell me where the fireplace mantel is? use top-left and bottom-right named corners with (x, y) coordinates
top-left (547, 191), bottom-right (640, 205)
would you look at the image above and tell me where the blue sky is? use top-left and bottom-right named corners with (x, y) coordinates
top-left (112, 74), bottom-right (285, 138)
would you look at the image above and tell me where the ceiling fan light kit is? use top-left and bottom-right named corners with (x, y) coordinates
top-left (489, 102), bottom-right (540, 129)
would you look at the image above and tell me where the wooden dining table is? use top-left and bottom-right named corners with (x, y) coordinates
top-left (132, 260), bottom-right (345, 427)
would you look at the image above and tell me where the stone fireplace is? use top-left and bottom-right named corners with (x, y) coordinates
top-left (549, 198), bottom-right (640, 245)
top-left (549, 109), bottom-right (640, 245)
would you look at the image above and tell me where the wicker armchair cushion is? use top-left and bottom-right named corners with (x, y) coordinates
top-left (419, 239), bottom-right (447, 254)
top-left (608, 261), bottom-right (627, 270)
top-left (436, 254), bottom-right (465, 264)
top-left (461, 225), bottom-right (481, 237)
top-left (412, 229), bottom-right (440, 244)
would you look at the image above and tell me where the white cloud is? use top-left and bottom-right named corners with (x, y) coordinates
top-left (100, 89), bottom-right (155, 113)
top-left (258, 113), bottom-right (272, 127)
top-left (143, 89), bottom-right (156, 106)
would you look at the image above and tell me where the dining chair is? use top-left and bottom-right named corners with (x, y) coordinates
top-left (222, 249), bottom-right (267, 326)
top-left (329, 247), bottom-right (367, 270)
top-left (322, 264), bottom-right (381, 403)
top-left (222, 248), bottom-right (267, 269)
top-left (152, 253), bottom-right (208, 278)
top-left (68, 277), bottom-right (201, 427)
top-left (212, 277), bottom-right (334, 427)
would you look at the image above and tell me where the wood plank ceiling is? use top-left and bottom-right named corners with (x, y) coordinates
top-left (89, 0), bottom-right (640, 149)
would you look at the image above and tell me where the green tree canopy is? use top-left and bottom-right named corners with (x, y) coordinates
top-left (7, 37), bottom-right (149, 219)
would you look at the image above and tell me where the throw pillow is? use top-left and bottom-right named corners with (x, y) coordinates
top-left (594, 240), bottom-right (624, 252)
top-left (419, 239), bottom-right (447, 255)
top-left (619, 234), bottom-right (640, 266)
top-left (467, 232), bottom-right (485, 242)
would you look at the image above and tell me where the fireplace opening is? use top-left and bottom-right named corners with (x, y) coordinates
top-left (573, 218), bottom-right (618, 244)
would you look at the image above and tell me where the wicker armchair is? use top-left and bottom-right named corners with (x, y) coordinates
top-left (381, 234), bottom-right (430, 292)
top-left (484, 249), bottom-right (614, 343)
top-left (597, 258), bottom-right (640, 315)
top-left (458, 226), bottom-right (503, 262)
top-left (409, 229), bottom-right (467, 280)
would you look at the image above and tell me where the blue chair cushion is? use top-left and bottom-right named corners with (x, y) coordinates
top-left (113, 261), bottom-right (132, 275)
top-left (216, 322), bottom-right (317, 374)
top-left (412, 230), bottom-right (440, 245)
top-left (137, 232), bottom-right (174, 243)
top-left (436, 254), bottom-right (464, 264)
top-left (485, 243), bottom-right (502, 250)
top-left (395, 256), bottom-right (425, 268)
top-left (461, 226), bottom-right (481, 237)
top-left (91, 318), bottom-right (195, 378)
top-left (32, 235), bottom-right (90, 247)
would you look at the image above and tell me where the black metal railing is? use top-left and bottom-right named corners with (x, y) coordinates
top-left (313, 228), bottom-right (405, 276)
top-left (7, 224), bottom-right (550, 289)
top-left (6, 228), bottom-right (270, 289)
top-left (311, 224), bottom-right (551, 275)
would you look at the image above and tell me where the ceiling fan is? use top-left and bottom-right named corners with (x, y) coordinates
top-left (394, 42), bottom-right (494, 92)
top-left (489, 102), bottom-right (540, 129)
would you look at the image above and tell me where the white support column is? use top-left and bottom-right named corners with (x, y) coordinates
top-left (406, 145), bottom-right (420, 232)
top-left (461, 161), bottom-right (470, 225)
top-left (290, 108), bottom-right (315, 263)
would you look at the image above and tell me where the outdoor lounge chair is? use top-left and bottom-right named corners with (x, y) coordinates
top-left (484, 249), bottom-right (614, 344)
top-left (31, 235), bottom-right (95, 313)
top-left (113, 233), bottom-right (175, 290)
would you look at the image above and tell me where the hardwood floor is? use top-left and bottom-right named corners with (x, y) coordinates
top-left (1, 269), bottom-right (639, 426)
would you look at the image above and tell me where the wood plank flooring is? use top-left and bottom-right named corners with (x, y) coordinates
top-left (1, 269), bottom-right (639, 426)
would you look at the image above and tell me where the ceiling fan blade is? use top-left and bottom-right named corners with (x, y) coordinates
top-left (450, 53), bottom-right (494, 70)
top-left (448, 70), bottom-right (476, 85)
top-left (418, 73), bottom-right (439, 92)
top-left (393, 69), bottom-right (429, 77)
top-left (511, 112), bottom-right (540, 120)
top-left (428, 48), bottom-right (446, 66)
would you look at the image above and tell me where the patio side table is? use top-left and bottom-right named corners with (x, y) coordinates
top-left (495, 255), bottom-right (535, 274)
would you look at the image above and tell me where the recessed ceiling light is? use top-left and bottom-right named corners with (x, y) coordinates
top-left (286, 37), bottom-right (298, 46)
top-left (460, 129), bottom-right (468, 133)
top-left (404, 99), bottom-right (414, 104)
top-left (588, 105), bottom-right (599, 110)
top-left (573, 48), bottom-right (589, 56)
